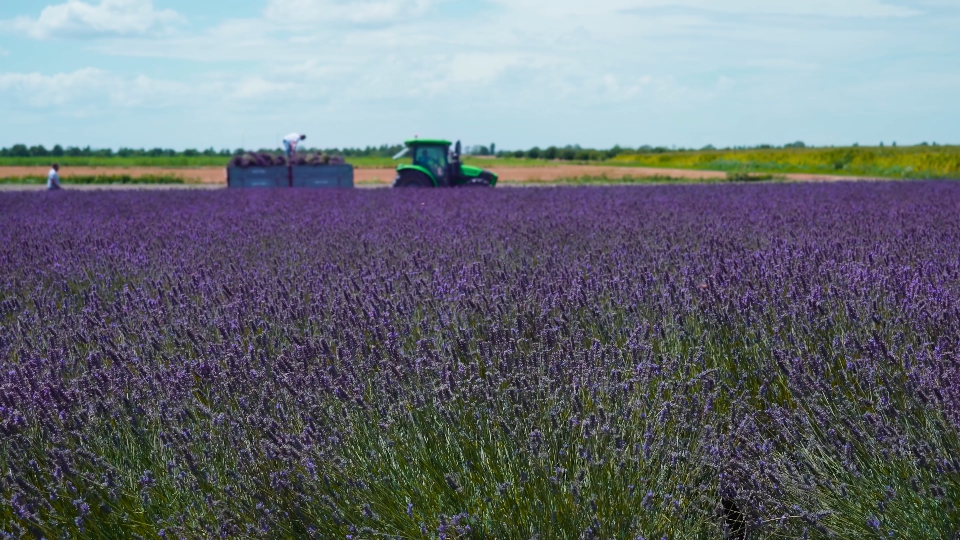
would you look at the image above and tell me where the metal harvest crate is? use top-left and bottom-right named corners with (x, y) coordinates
top-left (227, 167), bottom-right (288, 188)
top-left (291, 165), bottom-right (354, 188)
top-left (227, 165), bottom-right (354, 188)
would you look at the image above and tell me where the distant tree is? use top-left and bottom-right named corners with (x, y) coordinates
top-left (148, 148), bottom-right (165, 157)
top-left (10, 144), bottom-right (30, 157)
top-left (183, 149), bottom-right (200, 157)
top-left (202, 148), bottom-right (217, 156)
top-left (513, 150), bottom-right (525, 158)
top-left (527, 147), bottom-right (541, 159)
top-left (784, 141), bottom-right (806, 149)
top-left (65, 146), bottom-right (82, 157)
top-left (29, 145), bottom-right (49, 157)
top-left (234, 148), bottom-right (246, 155)
top-left (544, 146), bottom-right (558, 160)
top-left (701, 144), bottom-right (716, 151)
top-left (490, 143), bottom-right (496, 155)
top-left (561, 148), bottom-right (576, 160)
top-left (118, 148), bottom-right (134, 157)
top-left (51, 144), bottom-right (64, 157)
top-left (575, 150), bottom-right (592, 161)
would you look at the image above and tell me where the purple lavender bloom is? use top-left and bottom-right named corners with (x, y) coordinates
top-left (2, 183), bottom-right (959, 538)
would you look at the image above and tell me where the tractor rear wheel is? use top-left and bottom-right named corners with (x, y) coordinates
top-left (457, 172), bottom-right (496, 187)
top-left (393, 170), bottom-right (434, 188)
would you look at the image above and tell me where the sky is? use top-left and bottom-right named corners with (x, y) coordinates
top-left (0, 0), bottom-right (958, 151)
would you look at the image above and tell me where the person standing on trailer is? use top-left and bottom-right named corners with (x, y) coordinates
top-left (282, 133), bottom-right (306, 187)
top-left (283, 133), bottom-right (306, 160)
top-left (47, 163), bottom-right (62, 190)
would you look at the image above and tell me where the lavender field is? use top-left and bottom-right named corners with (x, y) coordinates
top-left (2, 184), bottom-right (959, 539)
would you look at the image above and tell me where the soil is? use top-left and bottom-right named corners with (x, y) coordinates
top-left (0, 184), bottom-right (222, 192)
top-left (0, 167), bottom-right (223, 183)
top-left (0, 166), bottom-right (884, 186)
top-left (777, 173), bottom-right (884, 182)
top-left (355, 165), bottom-right (727, 184)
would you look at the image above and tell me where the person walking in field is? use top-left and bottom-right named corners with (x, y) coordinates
top-left (47, 163), bottom-right (61, 190)
top-left (283, 133), bottom-right (306, 159)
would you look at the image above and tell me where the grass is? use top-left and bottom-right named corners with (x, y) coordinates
top-left (608, 145), bottom-right (960, 179)
top-left (368, 146), bottom-right (960, 178)
top-left (0, 156), bottom-right (230, 167)
top-left (500, 174), bottom-right (721, 186)
top-left (500, 173), bottom-right (781, 186)
top-left (324, 157), bottom-right (573, 169)
top-left (0, 175), bottom-right (189, 185)
top-left (4, 146), bottom-right (959, 180)
top-left (461, 156), bottom-right (563, 168)
top-left (0, 156), bottom-right (540, 169)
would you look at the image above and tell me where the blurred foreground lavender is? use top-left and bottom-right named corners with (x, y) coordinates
top-left (1, 183), bottom-right (959, 539)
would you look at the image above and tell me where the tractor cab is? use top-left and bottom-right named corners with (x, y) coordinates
top-left (392, 139), bottom-right (498, 188)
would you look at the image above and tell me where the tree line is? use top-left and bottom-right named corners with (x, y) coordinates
top-left (498, 142), bottom-right (814, 161)
top-left (0, 142), bottom-right (729, 161)
top-left (2, 141), bottom-right (943, 161)
top-left (0, 144), bottom-right (410, 159)
top-left (0, 144), bottom-right (236, 158)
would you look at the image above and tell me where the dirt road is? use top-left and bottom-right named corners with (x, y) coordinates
top-left (0, 165), bottom-right (725, 185)
top-left (355, 165), bottom-right (728, 184)
top-left (0, 165), bottom-right (883, 185)
top-left (0, 167), bottom-right (222, 183)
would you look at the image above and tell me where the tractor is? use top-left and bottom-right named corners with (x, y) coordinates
top-left (392, 139), bottom-right (498, 188)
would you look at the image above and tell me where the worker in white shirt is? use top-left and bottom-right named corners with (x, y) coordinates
top-left (47, 163), bottom-right (61, 190)
top-left (283, 133), bottom-right (306, 159)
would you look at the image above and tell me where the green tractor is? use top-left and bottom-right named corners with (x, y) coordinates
top-left (392, 139), bottom-right (498, 188)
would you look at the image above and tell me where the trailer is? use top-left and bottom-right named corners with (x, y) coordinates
top-left (227, 164), bottom-right (354, 189)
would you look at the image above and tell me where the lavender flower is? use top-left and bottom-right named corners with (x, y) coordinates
top-left (1, 183), bottom-right (959, 537)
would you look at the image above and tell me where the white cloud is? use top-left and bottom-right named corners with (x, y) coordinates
top-left (3, 0), bottom-right (956, 150)
top-left (745, 59), bottom-right (820, 71)
top-left (231, 77), bottom-right (297, 100)
top-left (264, 0), bottom-right (439, 25)
top-left (683, 0), bottom-right (920, 18)
top-left (445, 53), bottom-right (524, 84)
top-left (0, 67), bottom-right (306, 110)
top-left (0, 68), bottom-right (110, 107)
top-left (0, 68), bottom-right (192, 108)
top-left (58, 0), bottom-right (916, 110)
top-left (10, 0), bottom-right (182, 39)
top-left (283, 0), bottom-right (439, 24)
top-left (518, 0), bottom-right (920, 19)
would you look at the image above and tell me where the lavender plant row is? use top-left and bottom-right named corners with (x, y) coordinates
top-left (1, 183), bottom-right (959, 539)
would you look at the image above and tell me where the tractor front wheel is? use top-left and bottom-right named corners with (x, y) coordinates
top-left (393, 170), bottom-right (434, 188)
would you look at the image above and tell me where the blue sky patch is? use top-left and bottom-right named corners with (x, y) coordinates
top-left (1, 0), bottom-right (958, 150)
